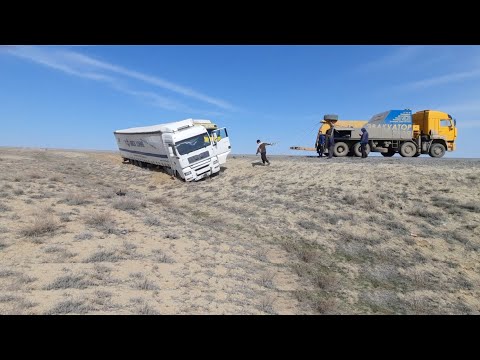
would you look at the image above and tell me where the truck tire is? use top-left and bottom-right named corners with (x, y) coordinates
top-left (429, 143), bottom-right (446, 158)
top-left (353, 142), bottom-right (370, 157)
top-left (333, 142), bottom-right (349, 157)
top-left (381, 150), bottom-right (395, 157)
top-left (399, 142), bottom-right (417, 157)
top-left (324, 114), bottom-right (339, 121)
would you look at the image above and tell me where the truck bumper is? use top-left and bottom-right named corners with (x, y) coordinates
top-left (184, 161), bottom-right (220, 182)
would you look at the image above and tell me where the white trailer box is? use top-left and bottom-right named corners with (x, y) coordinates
top-left (114, 119), bottom-right (221, 181)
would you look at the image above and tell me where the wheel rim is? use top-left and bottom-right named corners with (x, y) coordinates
top-left (433, 146), bottom-right (443, 156)
top-left (404, 144), bottom-right (415, 156)
top-left (335, 143), bottom-right (349, 156)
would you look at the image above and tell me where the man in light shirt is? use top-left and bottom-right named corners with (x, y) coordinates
top-left (256, 140), bottom-right (272, 165)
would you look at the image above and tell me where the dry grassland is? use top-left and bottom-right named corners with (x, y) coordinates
top-left (0, 147), bottom-right (479, 314)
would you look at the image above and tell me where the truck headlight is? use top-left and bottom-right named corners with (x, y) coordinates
top-left (184, 171), bottom-right (192, 176)
top-left (213, 159), bottom-right (219, 164)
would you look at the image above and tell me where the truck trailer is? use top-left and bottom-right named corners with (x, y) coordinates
top-left (328, 109), bottom-right (457, 158)
top-left (114, 118), bottom-right (231, 181)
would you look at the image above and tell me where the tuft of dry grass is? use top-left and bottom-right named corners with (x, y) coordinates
top-left (85, 250), bottom-right (122, 263)
top-left (44, 274), bottom-right (95, 290)
top-left (144, 216), bottom-right (161, 226)
top-left (19, 214), bottom-right (59, 238)
top-left (45, 299), bottom-right (93, 315)
top-left (74, 232), bottom-right (94, 241)
top-left (0, 294), bottom-right (21, 303)
top-left (84, 211), bottom-right (116, 233)
top-left (113, 197), bottom-right (146, 211)
top-left (408, 206), bottom-right (445, 224)
top-left (0, 203), bottom-right (11, 212)
top-left (136, 303), bottom-right (160, 315)
top-left (13, 188), bottom-right (24, 196)
top-left (258, 295), bottom-right (276, 314)
top-left (258, 271), bottom-right (276, 289)
top-left (152, 249), bottom-right (175, 263)
top-left (63, 192), bottom-right (91, 205)
top-left (295, 290), bottom-right (337, 314)
top-left (0, 268), bottom-right (18, 277)
top-left (150, 196), bottom-right (169, 205)
top-left (134, 278), bottom-right (159, 291)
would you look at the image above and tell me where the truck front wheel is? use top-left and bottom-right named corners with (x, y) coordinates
top-left (399, 142), bottom-right (417, 157)
top-left (333, 142), bottom-right (349, 157)
top-left (429, 143), bottom-right (446, 158)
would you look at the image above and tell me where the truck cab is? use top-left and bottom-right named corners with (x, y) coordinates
top-left (166, 125), bottom-right (221, 182)
top-left (192, 119), bottom-right (231, 165)
top-left (413, 110), bottom-right (457, 152)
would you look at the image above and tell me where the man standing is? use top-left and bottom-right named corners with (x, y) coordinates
top-left (316, 133), bottom-right (326, 157)
top-left (327, 126), bottom-right (335, 159)
top-left (360, 127), bottom-right (369, 158)
top-left (256, 140), bottom-right (272, 165)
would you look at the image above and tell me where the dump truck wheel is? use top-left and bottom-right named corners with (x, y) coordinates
top-left (399, 142), bottom-right (417, 157)
top-left (429, 143), bottom-right (446, 158)
top-left (353, 142), bottom-right (370, 157)
top-left (333, 142), bottom-right (349, 157)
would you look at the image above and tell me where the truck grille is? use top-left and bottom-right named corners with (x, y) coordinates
top-left (188, 151), bottom-right (209, 164)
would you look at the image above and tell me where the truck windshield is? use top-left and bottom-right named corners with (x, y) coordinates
top-left (175, 133), bottom-right (210, 155)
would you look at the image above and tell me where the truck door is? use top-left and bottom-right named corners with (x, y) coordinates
top-left (166, 143), bottom-right (181, 177)
top-left (211, 128), bottom-right (231, 165)
top-left (439, 119), bottom-right (455, 141)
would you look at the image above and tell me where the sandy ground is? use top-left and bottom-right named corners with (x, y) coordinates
top-left (0, 147), bottom-right (479, 314)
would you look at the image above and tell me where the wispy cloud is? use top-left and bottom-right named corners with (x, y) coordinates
top-left (357, 46), bottom-right (425, 73)
top-left (437, 100), bottom-right (480, 115)
top-left (2, 46), bottom-right (236, 112)
top-left (400, 69), bottom-right (480, 90)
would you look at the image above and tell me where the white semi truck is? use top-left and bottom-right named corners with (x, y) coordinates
top-left (114, 119), bottom-right (231, 181)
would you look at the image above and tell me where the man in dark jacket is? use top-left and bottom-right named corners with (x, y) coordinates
top-left (360, 127), bottom-right (369, 158)
top-left (327, 126), bottom-right (335, 159)
top-left (316, 133), bottom-right (326, 157)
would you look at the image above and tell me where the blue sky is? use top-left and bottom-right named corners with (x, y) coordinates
top-left (1, 45), bottom-right (479, 157)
